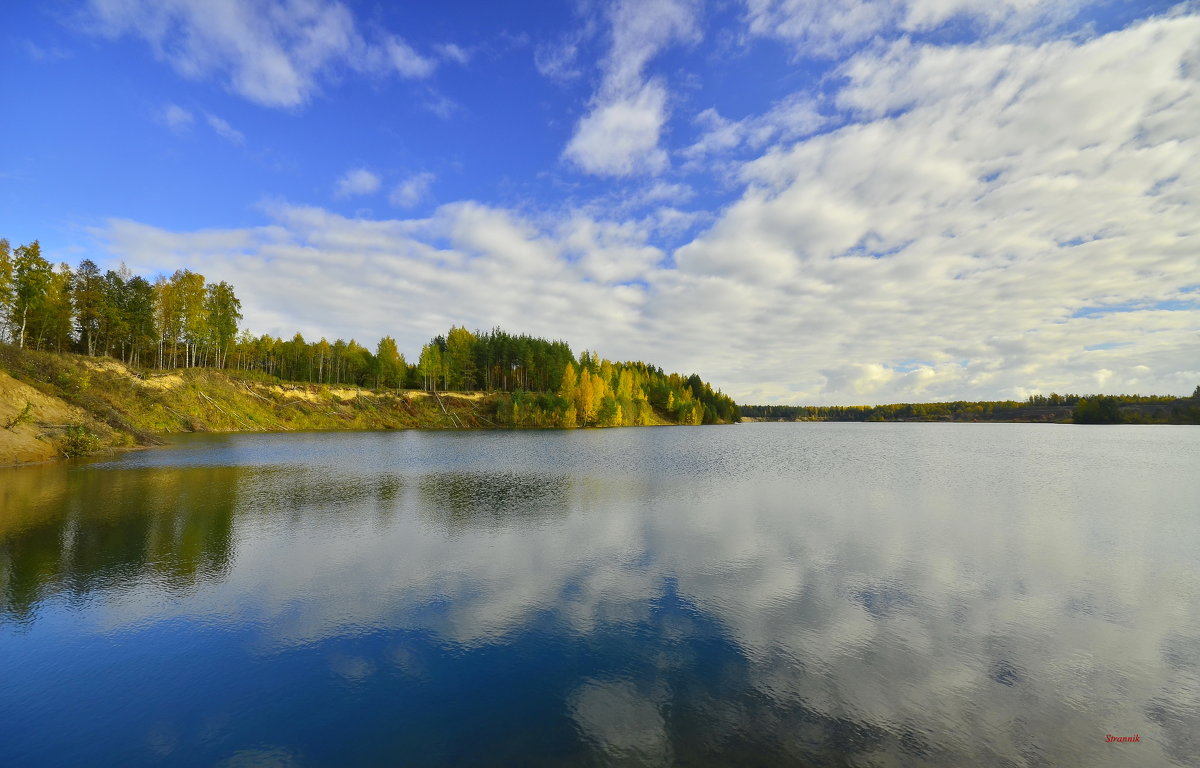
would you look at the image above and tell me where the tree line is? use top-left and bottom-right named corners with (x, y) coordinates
top-left (0, 238), bottom-right (738, 426)
top-left (740, 389), bottom-right (1200, 425)
top-left (0, 239), bottom-right (241, 370)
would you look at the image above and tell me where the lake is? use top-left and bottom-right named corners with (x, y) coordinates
top-left (1, 423), bottom-right (1198, 766)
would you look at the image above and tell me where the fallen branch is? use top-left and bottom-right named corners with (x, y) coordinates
top-left (198, 390), bottom-right (265, 431)
top-left (240, 383), bottom-right (273, 402)
top-left (433, 391), bottom-right (459, 428)
top-left (471, 407), bottom-right (498, 427)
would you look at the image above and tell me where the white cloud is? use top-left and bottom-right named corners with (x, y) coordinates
top-left (534, 37), bottom-right (584, 81)
top-left (638, 181), bottom-right (694, 205)
top-left (740, 0), bottom-right (1085, 57)
top-left (563, 0), bottom-right (702, 177)
top-left (658, 12), bottom-right (1200, 402)
top-left (389, 173), bottom-right (436, 208)
top-left (421, 91), bottom-right (460, 119)
top-left (96, 14), bottom-right (1200, 404)
top-left (205, 112), bottom-right (245, 145)
top-left (84, 0), bottom-right (437, 108)
top-left (94, 200), bottom-right (661, 369)
top-left (741, 0), bottom-right (901, 56)
top-left (386, 37), bottom-right (435, 78)
top-left (683, 93), bottom-right (826, 160)
top-left (435, 43), bottom-right (471, 65)
top-left (334, 168), bottom-right (381, 198)
top-left (558, 215), bottom-right (664, 283)
top-left (652, 206), bottom-right (706, 237)
top-left (157, 104), bottom-right (245, 145)
top-left (604, 0), bottom-right (701, 95)
top-left (159, 103), bottom-right (194, 132)
top-left (901, 0), bottom-right (1083, 35)
top-left (564, 81), bottom-right (671, 176)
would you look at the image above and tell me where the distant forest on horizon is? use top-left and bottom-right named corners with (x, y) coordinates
top-left (741, 389), bottom-right (1200, 425)
top-left (0, 238), bottom-right (739, 427)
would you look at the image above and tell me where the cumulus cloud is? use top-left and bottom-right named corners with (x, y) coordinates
top-left (96, 201), bottom-right (655, 361)
top-left (83, 0), bottom-right (439, 108)
top-left (97, 13), bottom-right (1200, 404)
top-left (389, 173), bottom-right (435, 208)
top-left (660, 12), bottom-right (1200, 402)
top-left (558, 215), bottom-right (664, 283)
top-left (334, 168), bottom-right (381, 198)
top-left (564, 0), bottom-right (701, 176)
top-left (565, 81), bottom-right (671, 176)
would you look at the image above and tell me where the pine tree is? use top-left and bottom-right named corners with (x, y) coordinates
top-left (125, 276), bottom-right (156, 367)
top-left (73, 259), bottom-right (105, 355)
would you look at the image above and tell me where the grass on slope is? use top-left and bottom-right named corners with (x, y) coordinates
top-left (0, 345), bottom-right (499, 461)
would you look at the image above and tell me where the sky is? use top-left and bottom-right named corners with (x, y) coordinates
top-left (2, 0), bottom-right (1198, 405)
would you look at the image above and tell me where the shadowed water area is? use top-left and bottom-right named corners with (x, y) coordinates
top-left (1, 424), bottom-right (1198, 766)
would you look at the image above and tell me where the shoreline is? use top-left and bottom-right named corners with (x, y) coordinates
top-left (1, 419), bottom-right (725, 469)
top-left (0, 347), bottom-right (733, 467)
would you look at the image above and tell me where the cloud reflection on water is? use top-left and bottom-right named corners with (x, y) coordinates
top-left (1, 425), bottom-right (1198, 766)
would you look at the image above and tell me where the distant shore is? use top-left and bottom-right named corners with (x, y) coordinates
top-left (739, 397), bottom-right (1200, 425)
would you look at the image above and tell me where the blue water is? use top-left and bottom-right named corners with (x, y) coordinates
top-left (1, 424), bottom-right (1198, 766)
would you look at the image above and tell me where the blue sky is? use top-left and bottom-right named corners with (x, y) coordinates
top-left (2, 0), bottom-right (1198, 404)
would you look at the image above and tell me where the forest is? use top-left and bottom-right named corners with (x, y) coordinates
top-left (741, 389), bottom-right (1200, 425)
top-left (0, 238), bottom-right (738, 428)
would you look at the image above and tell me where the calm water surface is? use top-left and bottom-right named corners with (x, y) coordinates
top-left (1, 424), bottom-right (1198, 766)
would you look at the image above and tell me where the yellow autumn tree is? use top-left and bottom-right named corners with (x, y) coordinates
top-left (558, 362), bottom-right (578, 427)
top-left (600, 359), bottom-right (614, 390)
top-left (445, 325), bottom-right (477, 390)
top-left (578, 371), bottom-right (597, 425)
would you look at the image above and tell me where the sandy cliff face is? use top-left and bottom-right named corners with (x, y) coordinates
top-left (0, 370), bottom-right (91, 465)
top-left (0, 350), bottom-right (515, 467)
top-left (0, 345), bottom-right (702, 467)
